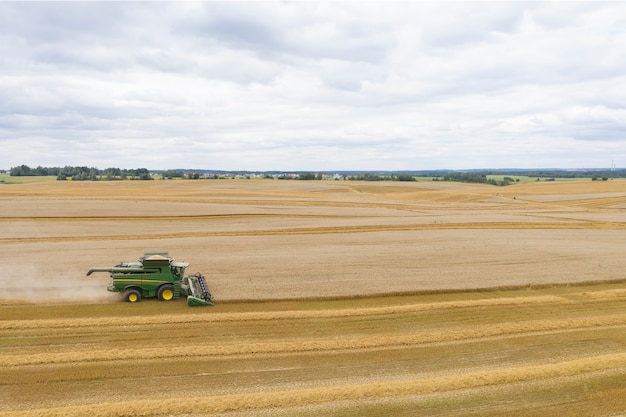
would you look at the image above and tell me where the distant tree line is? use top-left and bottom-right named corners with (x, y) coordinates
top-left (10, 165), bottom-right (152, 181)
top-left (162, 170), bottom-right (209, 179)
top-left (435, 173), bottom-right (517, 186)
top-left (440, 172), bottom-right (488, 184)
top-left (482, 169), bottom-right (626, 179)
top-left (161, 169), bottom-right (185, 179)
top-left (344, 173), bottom-right (416, 182)
top-left (9, 165), bottom-right (626, 183)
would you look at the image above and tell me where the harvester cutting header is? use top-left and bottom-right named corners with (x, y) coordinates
top-left (87, 252), bottom-right (214, 306)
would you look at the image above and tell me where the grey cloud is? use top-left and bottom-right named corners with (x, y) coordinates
top-left (420, 2), bottom-right (527, 49)
top-left (1, 2), bottom-right (626, 170)
top-left (560, 107), bottom-right (626, 142)
top-left (0, 3), bottom-right (126, 42)
top-left (569, 123), bottom-right (626, 142)
top-left (175, 3), bottom-right (392, 64)
top-left (199, 18), bottom-right (279, 51)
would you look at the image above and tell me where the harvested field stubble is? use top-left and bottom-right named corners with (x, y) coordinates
top-left (1, 284), bottom-right (626, 415)
top-left (1, 180), bottom-right (626, 301)
top-left (1, 179), bottom-right (626, 415)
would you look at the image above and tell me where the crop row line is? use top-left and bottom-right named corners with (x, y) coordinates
top-left (2, 352), bottom-right (625, 416)
top-left (0, 295), bottom-right (567, 330)
top-left (1, 221), bottom-right (624, 245)
top-left (2, 316), bottom-right (624, 367)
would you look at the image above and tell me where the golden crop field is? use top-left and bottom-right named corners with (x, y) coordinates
top-left (1, 178), bottom-right (626, 416)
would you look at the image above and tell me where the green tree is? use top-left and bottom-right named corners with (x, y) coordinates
top-left (299, 172), bottom-right (316, 180)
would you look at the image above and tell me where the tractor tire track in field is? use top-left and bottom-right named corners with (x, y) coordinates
top-left (1, 283), bottom-right (626, 416)
top-left (2, 353), bottom-right (625, 417)
top-left (1, 220), bottom-right (624, 245)
top-left (2, 315), bottom-right (625, 367)
top-left (0, 294), bottom-right (568, 330)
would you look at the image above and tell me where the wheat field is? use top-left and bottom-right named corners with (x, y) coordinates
top-left (1, 178), bottom-right (626, 415)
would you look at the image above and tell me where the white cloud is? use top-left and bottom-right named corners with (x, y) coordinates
top-left (1, 2), bottom-right (625, 170)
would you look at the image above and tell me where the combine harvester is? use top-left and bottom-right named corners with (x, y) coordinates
top-left (87, 252), bottom-right (214, 306)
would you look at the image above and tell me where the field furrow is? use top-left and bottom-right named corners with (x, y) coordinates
top-left (2, 282), bottom-right (626, 416)
top-left (2, 316), bottom-right (625, 367)
top-left (0, 294), bottom-right (569, 330)
top-left (2, 220), bottom-right (626, 246)
top-left (2, 354), bottom-right (626, 417)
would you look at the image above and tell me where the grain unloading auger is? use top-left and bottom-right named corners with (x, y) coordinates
top-left (87, 252), bottom-right (214, 306)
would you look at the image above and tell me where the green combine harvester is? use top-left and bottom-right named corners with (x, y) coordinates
top-left (87, 252), bottom-right (214, 306)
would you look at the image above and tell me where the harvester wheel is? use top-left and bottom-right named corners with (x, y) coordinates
top-left (157, 284), bottom-right (175, 301)
top-left (125, 289), bottom-right (141, 303)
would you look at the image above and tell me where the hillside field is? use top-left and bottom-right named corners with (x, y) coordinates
top-left (1, 178), bottom-right (625, 415)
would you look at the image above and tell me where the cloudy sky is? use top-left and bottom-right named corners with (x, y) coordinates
top-left (1, 2), bottom-right (625, 171)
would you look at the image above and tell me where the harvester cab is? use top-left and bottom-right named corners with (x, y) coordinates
top-left (87, 252), bottom-right (214, 306)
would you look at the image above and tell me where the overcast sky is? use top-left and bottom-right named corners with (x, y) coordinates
top-left (1, 2), bottom-right (625, 171)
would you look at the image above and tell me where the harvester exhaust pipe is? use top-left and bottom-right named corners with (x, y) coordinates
top-left (86, 268), bottom-right (112, 276)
